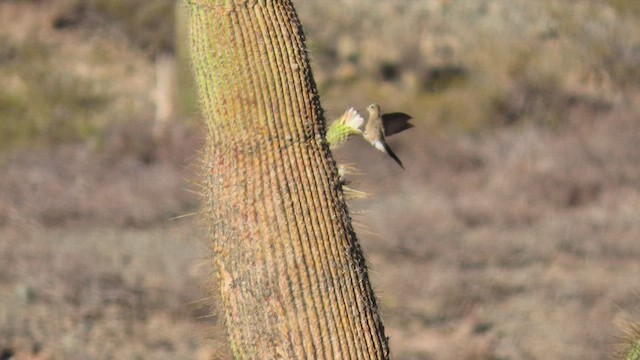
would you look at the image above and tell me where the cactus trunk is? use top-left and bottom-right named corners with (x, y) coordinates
top-left (187, 0), bottom-right (389, 358)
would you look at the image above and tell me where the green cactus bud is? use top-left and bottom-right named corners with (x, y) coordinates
top-left (326, 107), bottom-right (363, 149)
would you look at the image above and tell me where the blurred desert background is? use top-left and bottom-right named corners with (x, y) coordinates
top-left (1, 0), bottom-right (640, 359)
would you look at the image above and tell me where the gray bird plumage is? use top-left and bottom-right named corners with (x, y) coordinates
top-left (364, 103), bottom-right (406, 169)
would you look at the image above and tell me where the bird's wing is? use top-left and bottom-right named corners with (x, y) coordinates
top-left (382, 112), bottom-right (413, 136)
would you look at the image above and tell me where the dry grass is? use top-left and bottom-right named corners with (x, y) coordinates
top-left (0, 120), bottom-right (202, 228)
top-left (1, 0), bottom-right (640, 359)
top-left (339, 106), bottom-right (640, 359)
top-left (0, 224), bottom-right (230, 359)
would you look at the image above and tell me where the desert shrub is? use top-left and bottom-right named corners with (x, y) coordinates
top-left (0, 37), bottom-right (107, 151)
top-left (53, 0), bottom-right (176, 56)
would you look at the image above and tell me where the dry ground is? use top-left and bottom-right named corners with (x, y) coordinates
top-left (0, 224), bottom-right (229, 359)
top-left (337, 104), bottom-right (640, 359)
top-left (2, 111), bottom-right (640, 359)
top-left (2, 0), bottom-right (640, 359)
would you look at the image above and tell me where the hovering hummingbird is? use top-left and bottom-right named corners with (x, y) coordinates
top-left (364, 103), bottom-right (412, 169)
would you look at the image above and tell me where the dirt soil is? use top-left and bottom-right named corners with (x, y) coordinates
top-left (2, 109), bottom-right (640, 359)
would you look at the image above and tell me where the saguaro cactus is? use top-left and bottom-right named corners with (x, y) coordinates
top-left (187, 0), bottom-right (390, 358)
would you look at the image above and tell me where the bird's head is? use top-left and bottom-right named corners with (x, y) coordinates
top-left (366, 103), bottom-right (381, 117)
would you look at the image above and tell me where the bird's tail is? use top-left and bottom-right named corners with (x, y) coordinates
top-left (377, 141), bottom-right (404, 169)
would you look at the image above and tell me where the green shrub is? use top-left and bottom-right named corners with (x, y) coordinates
top-left (0, 38), bottom-right (107, 151)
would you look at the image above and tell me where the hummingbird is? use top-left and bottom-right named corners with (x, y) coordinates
top-left (364, 103), bottom-right (412, 169)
